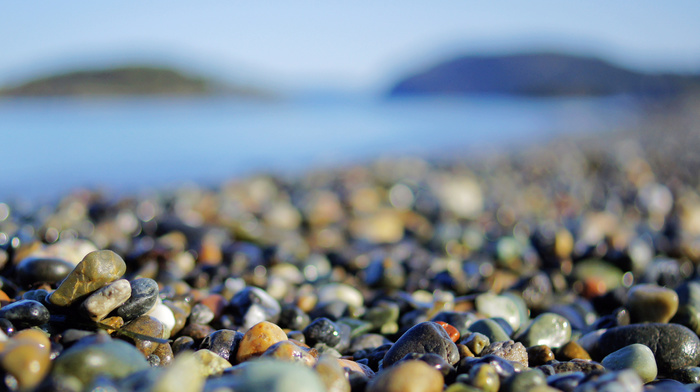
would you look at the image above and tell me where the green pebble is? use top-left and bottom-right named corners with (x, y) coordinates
top-left (502, 369), bottom-right (547, 392)
top-left (601, 343), bottom-right (657, 383)
top-left (469, 319), bottom-right (510, 343)
top-left (462, 332), bottom-right (490, 356)
top-left (469, 363), bottom-right (499, 392)
top-left (517, 312), bottom-right (571, 348)
top-left (204, 359), bottom-right (326, 392)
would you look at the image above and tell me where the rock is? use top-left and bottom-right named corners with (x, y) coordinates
top-left (527, 345), bottom-right (555, 367)
top-left (547, 372), bottom-right (586, 392)
top-left (461, 332), bottom-right (490, 356)
top-left (383, 322), bottom-right (460, 368)
top-left (236, 320), bottom-right (288, 363)
top-left (475, 293), bottom-right (521, 331)
top-left (431, 312), bottom-right (478, 337)
top-left (278, 304), bottom-right (311, 330)
top-left (231, 287), bottom-right (281, 331)
top-left (598, 323), bottom-right (700, 374)
top-left (204, 359), bottom-right (326, 392)
top-left (469, 363), bottom-right (500, 392)
top-left (150, 302), bottom-right (176, 337)
top-left (315, 355), bottom-right (351, 392)
top-left (602, 343), bottom-right (657, 383)
top-left (556, 341), bottom-right (591, 361)
top-left (502, 369), bottom-right (547, 392)
top-left (261, 340), bottom-right (317, 366)
top-left (117, 278), bottom-right (159, 321)
top-left (517, 313), bottom-right (571, 349)
top-left (537, 359), bottom-right (604, 375)
top-left (152, 340), bottom-right (174, 366)
top-left (626, 284), bottom-right (679, 323)
top-left (189, 303), bottom-right (215, 325)
top-left (367, 360), bottom-right (444, 392)
top-left (151, 352), bottom-right (206, 392)
top-left (304, 317), bottom-right (342, 348)
top-left (200, 329), bottom-right (244, 362)
top-left (51, 336), bottom-right (149, 387)
top-left (119, 315), bottom-right (165, 357)
top-left (48, 250), bottom-right (126, 307)
top-left (193, 348), bottom-right (232, 376)
top-left (15, 257), bottom-right (75, 288)
top-left (571, 369), bottom-right (643, 392)
top-left (317, 283), bottom-right (364, 309)
top-left (0, 330), bottom-right (52, 390)
top-left (81, 279), bottom-right (131, 321)
top-left (0, 299), bottom-right (50, 328)
top-left (480, 340), bottom-right (528, 366)
top-left (468, 319), bottom-right (510, 343)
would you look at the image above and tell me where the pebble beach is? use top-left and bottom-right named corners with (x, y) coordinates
top-left (1, 99), bottom-right (700, 392)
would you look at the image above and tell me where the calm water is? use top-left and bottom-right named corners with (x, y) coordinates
top-left (1, 95), bottom-right (640, 202)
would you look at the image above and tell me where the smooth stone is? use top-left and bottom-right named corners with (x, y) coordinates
top-left (48, 250), bottom-right (126, 307)
top-left (21, 289), bottom-right (49, 303)
top-left (117, 278), bottom-right (159, 321)
top-left (538, 359), bottom-right (604, 376)
top-left (194, 348), bottom-right (233, 376)
top-left (200, 329), bottom-right (244, 362)
top-left (189, 303), bottom-right (215, 325)
top-left (527, 345), bottom-right (555, 367)
top-left (626, 284), bottom-right (679, 323)
top-left (645, 379), bottom-right (693, 392)
top-left (365, 301), bottom-right (400, 334)
top-left (475, 293), bottom-right (521, 331)
top-left (148, 302), bottom-right (176, 338)
top-left (598, 323), bottom-right (700, 374)
top-left (459, 355), bottom-right (517, 380)
top-left (383, 321), bottom-right (460, 368)
top-left (119, 315), bottom-right (165, 357)
top-left (601, 343), bottom-right (658, 383)
top-left (469, 363), bottom-right (500, 392)
top-left (303, 317), bottom-right (342, 348)
top-left (676, 281), bottom-right (700, 309)
top-left (51, 337), bottom-right (149, 387)
top-left (315, 355), bottom-right (351, 392)
top-left (468, 319), bottom-right (510, 343)
top-left (0, 299), bottom-right (50, 328)
top-left (317, 283), bottom-right (364, 308)
top-left (172, 336), bottom-right (196, 355)
top-left (557, 341), bottom-right (592, 361)
top-left (461, 332), bottom-right (490, 356)
top-left (261, 340), bottom-right (317, 366)
top-left (480, 340), bottom-right (528, 366)
top-left (15, 257), bottom-right (75, 288)
top-left (518, 313), bottom-right (571, 349)
top-left (152, 340), bottom-right (174, 366)
top-left (163, 300), bottom-right (188, 336)
top-left (431, 312), bottom-right (478, 336)
top-left (367, 360), bottom-right (444, 392)
top-left (547, 372), bottom-right (585, 392)
top-left (231, 287), bottom-right (281, 331)
top-left (350, 333), bottom-right (392, 353)
top-left (278, 304), bottom-right (311, 330)
top-left (571, 369), bottom-right (643, 392)
top-left (236, 321), bottom-right (288, 363)
top-left (671, 366), bottom-right (700, 383)
top-left (180, 323), bottom-right (215, 340)
top-left (0, 337), bottom-right (51, 390)
top-left (151, 352), bottom-right (206, 392)
top-left (81, 278), bottom-right (131, 321)
top-left (670, 305), bottom-right (700, 335)
top-left (502, 369), bottom-right (547, 392)
top-left (204, 359), bottom-right (326, 392)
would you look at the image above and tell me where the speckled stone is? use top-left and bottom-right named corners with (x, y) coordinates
top-left (48, 250), bottom-right (127, 307)
top-left (518, 313), bottom-right (571, 349)
top-left (204, 359), bottom-right (326, 392)
top-left (0, 299), bottom-right (50, 328)
top-left (81, 278), bottom-right (131, 321)
top-left (261, 340), bottom-right (318, 366)
top-left (200, 329), bottom-right (244, 362)
top-left (236, 320), bottom-right (288, 363)
top-left (189, 303), bottom-right (215, 325)
top-left (671, 366), bottom-right (700, 383)
top-left (304, 317), bottom-right (342, 348)
top-left (152, 340), bottom-right (174, 366)
top-left (602, 343), bottom-right (657, 383)
top-left (556, 341), bottom-right (591, 361)
top-left (480, 340), bottom-right (528, 366)
top-left (194, 348), bottom-right (233, 376)
top-left (626, 284), bottom-right (679, 323)
top-left (315, 354), bottom-right (351, 392)
top-left (527, 345), bottom-right (555, 367)
top-left (119, 315), bottom-right (165, 357)
top-left (367, 360), bottom-right (444, 392)
top-left (382, 321), bottom-right (460, 368)
top-left (117, 278), bottom-right (159, 321)
top-left (598, 323), bottom-right (700, 374)
top-left (537, 359), bottom-right (605, 376)
top-left (15, 256), bottom-right (75, 288)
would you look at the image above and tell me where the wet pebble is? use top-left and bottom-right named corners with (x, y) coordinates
top-left (48, 250), bottom-right (126, 307)
top-left (367, 359), bottom-right (444, 392)
top-left (0, 299), bottom-right (50, 328)
top-left (303, 317), bottom-right (342, 348)
top-left (15, 256), bottom-right (75, 288)
top-left (236, 320), bottom-right (288, 363)
top-left (382, 321), bottom-right (460, 368)
top-left (231, 287), bottom-right (282, 331)
top-left (601, 343), bottom-right (657, 383)
top-left (517, 312), bottom-right (571, 349)
top-left (117, 278), bottom-right (159, 321)
top-left (626, 283), bottom-right (679, 323)
top-left (81, 278), bottom-right (131, 321)
top-left (199, 329), bottom-right (244, 362)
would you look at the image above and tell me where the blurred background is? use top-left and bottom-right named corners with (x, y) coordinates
top-left (1, 1), bottom-right (699, 202)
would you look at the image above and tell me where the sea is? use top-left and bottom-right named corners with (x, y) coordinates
top-left (0, 95), bottom-right (641, 204)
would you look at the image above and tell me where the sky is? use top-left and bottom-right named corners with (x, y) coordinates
top-left (1, 1), bottom-right (700, 93)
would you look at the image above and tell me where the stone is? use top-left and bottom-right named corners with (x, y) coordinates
top-left (0, 299), bottom-right (50, 328)
top-left (315, 354), bottom-right (351, 392)
top-left (480, 340), bottom-right (528, 366)
top-left (203, 359), bottom-right (326, 392)
top-left (502, 369), bottom-right (547, 392)
top-left (148, 302), bottom-right (176, 338)
top-left (367, 360), bottom-right (444, 392)
top-left (383, 321), bottom-right (460, 368)
top-left (236, 320), bottom-right (288, 363)
top-left (317, 283), bottom-right (364, 309)
top-left (468, 319), bottom-right (510, 343)
top-left (547, 372), bottom-right (586, 392)
top-left (51, 336), bottom-right (149, 387)
top-left (527, 345), bottom-right (555, 367)
top-left (537, 358), bottom-right (605, 376)
top-left (626, 284), bottom-right (679, 323)
top-left (193, 348), bottom-right (232, 376)
top-left (261, 340), bottom-right (318, 366)
top-left (518, 313), bottom-right (571, 349)
top-left (152, 341), bottom-right (174, 366)
top-left (151, 352), bottom-right (206, 392)
top-left (231, 287), bottom-right (281, 331)
top-left (304, 317), bottom-right (342, 348)
top-left (431, 312), bottom-right (478, 337)
top-left (571, 369), bottom-right (643, 392)
top-left (435, 321), bottom-right (460, 342)
top-left (278, 304), bottom-right (311, 330)
top-left (475, 293), bottom-right (521, 331)
top-left (601, 343), bottom-right (658, 383)
top-left (469, 363), bottom-right (500, 392)
top-left (556, 341), bottom-right (591, 361)
top-left (117, 278), bottom-right (159, 321)
top-left (461, 332), bottom-right (490, 356)
top-left (671, 366), bottom-right (700, 383)
top-left (598, 323), bottom-right (700, 375)
top-left (200, 329), bottom-right (244, 362)
top-left (119, 315), bottom-right (165, 357)
top-left (0, 332), bottom-right (51, 390)
top-left (48, 250), bottom-right (127, 307)
top-left (189, 303), bottom-right (215, 325)
top-left (81, 279), bottom-right (131, 321)
top-left (15, 256), bottom-right (75, 288)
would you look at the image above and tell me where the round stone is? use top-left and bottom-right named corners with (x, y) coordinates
top-left (468, 319), bottom-right (510, 343)
top-left (526, 345), bottom-right (555, 367)
top-left (117, 278), bottom-right (159, 321)
top-left (475, 293), bottom-right (521, 332)
top-left (469, 363), bottom-right (500, 392)
top-left (236, 320), bottom-right (288, 363)
top-left (501, 369), bottom-right (546, 392)
top-left (626, 284), bottom-right (679, 323)
top-left (317, 283), bottom-right (364, 309)
top-left (204, 359), bottom-right (326, 392)
top-left (517, 313), bottom-right (571, 349)
top-left (151, 352), bottom-right (206, 392)
top-left (48, 250), bottom-right (127, 307)
top-left (199, 329), bottom-right (244, 362)
top-left (0, 336), bottom-right (51, 390)
top-left (261, 340), bottom-right (317, 366)
top-left (15, 256), bottom-right (75, 288)
top-left (382, 321), bottom-right (460, 368)
top-left (556, 341), bottom-right (591, 361)
top-left (119, 315), bottom-right (165, 357)
top-left (367, 360), bottom-right (444, 392)
top-left (193, 348), bottom-right (232, 376)
top-left (0, 299), bottom-right (50, 328)
top-left (303, 317), bottom-right (342, 348)
top-left (81, 278), bottom-right (132, 321)
top-left (602, 343), bottom-right (658, 383)
top-left (231, 287), bottom-right (281, 331)
top-left (315, 355), bottom-right (351, 392)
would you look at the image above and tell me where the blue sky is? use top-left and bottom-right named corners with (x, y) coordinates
top-left (2, 1), bottom-right (699, 92)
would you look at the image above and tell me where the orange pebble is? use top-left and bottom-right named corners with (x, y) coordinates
top-left (435, 321), bottom-right (460, 342)
top-left (0, 290), bottom-right (10, 302)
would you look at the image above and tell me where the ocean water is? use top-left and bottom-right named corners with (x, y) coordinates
top-left (0, 95), bottom-right (640, 202)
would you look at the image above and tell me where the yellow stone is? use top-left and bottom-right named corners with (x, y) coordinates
top-left (236, 321), bottom-right (288, 363)
top-left (48, 250), bottom-right (126, 307)
top-left (367, 360), bottom-right (443, 392)
top-left (315, 355), bottom-right (350, 392)
top-left (193, 349), bottom-right (232, 377)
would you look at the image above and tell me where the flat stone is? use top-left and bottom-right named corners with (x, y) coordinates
top-left (517, 313), bottom-right (571, 349)
top-left (626, 284), bottom-right (679, 323)
top-left (48, 250), bottom-right (126, 307)
top-left (367, 360), bottom-right (444, 392)
top-left (236, 320), bottom-right (288, 363)
top-left (203, 359), bottom-right (326, 392)
top-left (602, 343), bottom-right (657, 383)
top-left (117, 278), bottom-right (159, 321)
top-left (81, 278), bottom-right (131, 321)
top-left (480, 340), bottom-right (528, 367)
top-left (382, 321), bottom-right (460, 368)
top-left (598, 323), bottom-right (700, 375)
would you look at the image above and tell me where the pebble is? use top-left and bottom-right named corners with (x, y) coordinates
top-left (303, 317), bottom-right (342, 348)
top-left (462, 332), bottom-right (490, 356)
top-left (48, 250), bottom-right (127, 307)
top-left (0, 299), bottom-right (50, 328)
top-left (193, 348), bottom-right (233, 376)
top-left (231, 287), bottom-right (282, 331)
top-left (199, 329), bottom-right (244, 362)
top-left (468, 319), bottom-right (510, 343)
top-left (601, 343), bottom-right (658, 383)
top-left (597, 323), bottom-right (700, 374)
top-left (517, 312), bottom-right (571, 348)
top-left (475, 293), bottom-right (521, 331)
top-left (382, 321), bottom-right (460, 368)
top-left (556, 341), bottom-right (591, 361)
top-left (117, 278), bottom-right (159, 321)
top-left (119, 315), bottom-right (165, 357)
top-left (480, 340), bottom-right (528, 366)
top-left (469, 363), bottom-right (500, 392)
top-left (236, 320), bottom-right (288, 363)
top-left (261, 340), bottom-right (318, 366)
top-left (204, 359), bottom-right (326, 392)
top-left (81, 278), bottom-right (131, 321)
top-left (0, 330), bottom-right (51, 390)
top-left (527, 345), bottom-right (555, 366)
top-left (15, 256), bottom-right (75, 288)
top-left (537, 359), bottom-right (605, 376)
top-left (148, 302), bottom-right (177, 338)
top-left (315, 354), bottom-right (351, 392)
top-left (626, 283), bottom-right (679, 323)
top-left (572, 369), bottom-right (643, 392)
top-left (367, 360), bottom-right (444, 392)
top-left (502, 369), bottom-right (547, 392)
top-left (151, 352), bottom-right (206, 392)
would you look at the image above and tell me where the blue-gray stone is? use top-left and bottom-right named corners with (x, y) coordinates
top-left (469, 319), bottom-right (510, 343)
top-left (382, 321), bottom-right (459, 368)
top-left (601, 343), bottom-right (657, 383)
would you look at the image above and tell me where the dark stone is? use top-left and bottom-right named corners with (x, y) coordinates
top-left (0, 318), bottom-right (15, 336)
top-left (172, 336), bottom-right (196, 355)
top-left (349, 333), bottom-right (391, 353)
top-left (431, 311), bottom-right (478, 336)
top-left (458, 355), bottom-right (516, 380)
top-left (646, 379), bottom-right (693, 392)
top-left (117, 278), bottom-right (159, 321)
top-left (21, 289), bottom-right (50, 303)
top-left (598, 323), bottom-right (700, 375)
top-left (399, 352), bottom-right (455, 380)
top-left (546, 371), bottom-right (586, 392)
top-left (230, 287), bottom-right (281, 330)
top-left (309, 300), bottom-right (348, 321)
top-left (382, 321), bottom-right (459, 368)
top-left (0, 299), bottom-right (50, 328)
top-left (199, 329), bottom-right (244, 362)
top-left (537, 359), bottom-right (604, 376)
top-left (189, 303), bottom-right (215, 325)
top-left (303, 317), bottom-right (342, 348)
top-left (278, 304), bottom-right (310, 330)
top-left (15, 257), bottom-right (75, 288)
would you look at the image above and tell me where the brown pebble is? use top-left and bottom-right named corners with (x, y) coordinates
top-left (100, 316), bottom-right (125, 333)
top-left (261, 340), bottom-right (317, 366)
top-left (556, 341), bottom-right (591, 361)
top-left (457, 343), bottom-right (474, 359)
top-left (626, 283), bottom-right (679, 324)
top-left (367, 360), bottom-right (443, 392)
top-left (153, 342), bottom-right (174, 366)
top-left (236, 321), bottom-right (288, 363)
top-left (527, 345), bottom-right (555, 367)
top-left (315, 355), bottom-right (351, 392)
top-left (0, 335), bottom-right (51, 390)
top-left (120, 315), bottom-right (165, 357)
top-left (48, 250), bottom-right (126, 307)
top-left (179, 323), bottom-right (215, 341)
